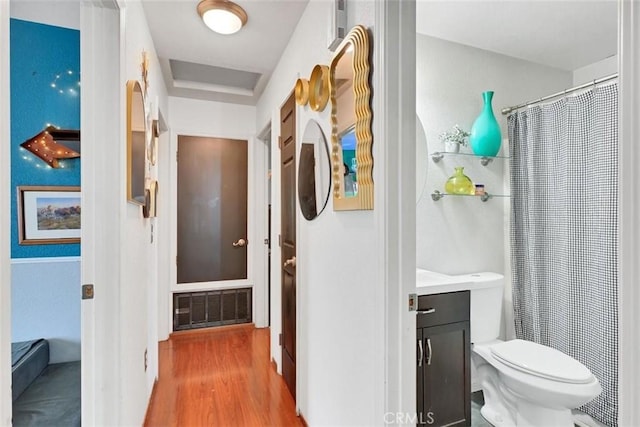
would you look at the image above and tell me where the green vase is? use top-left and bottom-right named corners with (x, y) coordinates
top-left (445, 167), bottom-right (474, 195)
top-left (470, 91), bottom-right (502, 157)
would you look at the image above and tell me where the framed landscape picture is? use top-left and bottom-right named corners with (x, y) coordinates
top-left (17, 186), bottom-right (81, 245)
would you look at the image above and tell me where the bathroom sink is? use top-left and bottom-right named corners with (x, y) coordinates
top-left (416, 268), bottom-right (503, 295)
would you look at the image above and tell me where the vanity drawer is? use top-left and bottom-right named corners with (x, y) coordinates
top-left (417, 291), bottom-right (469, 328)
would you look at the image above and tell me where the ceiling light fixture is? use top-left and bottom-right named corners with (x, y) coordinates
top-left (197, 0), bottom-right (247, 35)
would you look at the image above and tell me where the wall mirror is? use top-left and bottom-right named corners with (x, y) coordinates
top-left (330, 25), bottom-right (373, 210)
top-left (298, 119), bottom-right (331, 220)
top-left (126, 80), bottom-right (147, 205)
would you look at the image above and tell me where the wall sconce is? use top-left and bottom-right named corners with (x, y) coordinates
top-left (20, 126), bottom-right (80, 168)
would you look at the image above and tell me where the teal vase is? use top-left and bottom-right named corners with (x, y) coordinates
top-left (470, 91), bottom-right (502, 157)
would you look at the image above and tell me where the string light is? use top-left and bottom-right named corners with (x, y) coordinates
top-left (50, 69), bottom-right (80, 98)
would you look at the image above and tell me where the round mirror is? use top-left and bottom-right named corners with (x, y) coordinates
top-left (298, 120), bottom-right (331, 220)
top-left (416, 115), bottom-right (428, 203)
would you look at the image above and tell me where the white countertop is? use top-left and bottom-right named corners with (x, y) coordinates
top-left (416, 268), bottom-right (504, 295)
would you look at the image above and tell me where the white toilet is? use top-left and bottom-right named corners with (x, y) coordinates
top-left (469, 273), bottom-right (602, 427)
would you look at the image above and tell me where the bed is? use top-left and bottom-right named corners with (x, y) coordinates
top-left (11, 339), bottom-right (81, 427)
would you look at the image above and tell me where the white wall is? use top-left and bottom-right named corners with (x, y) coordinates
top-left (11, 258), bottom-right (81, 363)
top-left (0, 1), bottom-right (12, 424)
top-left (573, 55), bottom-right (618, 86)
top-left (118, 1), bottom-right (168, 424)
top-left (9, 0), bottom-right (79, 30)
top-left (416, 34), bottom-right (571, 273)
top-left (415, 34), bottom-right (572, 346)
top-left (165, 96), bottom-right (260, 330)
top-left (256, 0), bottom-right (384, 423)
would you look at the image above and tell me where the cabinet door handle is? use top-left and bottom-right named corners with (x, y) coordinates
top-left (418, 308), bottom-right (436, 314)
top-left (427, 338), bottom-right (432, 366)
top-left (418, 339), bottom-right (424, 367)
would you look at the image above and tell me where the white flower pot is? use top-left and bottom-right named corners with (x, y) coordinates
top-left (444, 141), bottom-right (461, 153)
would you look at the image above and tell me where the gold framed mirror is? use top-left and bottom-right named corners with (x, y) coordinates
top-left (126, 80), bottom-right (147, 206)
top-left (330, 25), bottom-right (373, 210)
top-left (148, 119), bottom-right (159, 166)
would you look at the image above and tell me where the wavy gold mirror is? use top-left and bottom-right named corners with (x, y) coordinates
top-left (126, 80), bottom-right (147, 206)
top-left (330, 25), bottom-right (372, 210)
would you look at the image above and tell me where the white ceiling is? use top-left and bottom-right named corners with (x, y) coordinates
top-left (416, 0), bottom-right (618, 72)
top-left (140, 0), bottom-right (617, 106)
top-left (141, 0), bottom-right (309, 105)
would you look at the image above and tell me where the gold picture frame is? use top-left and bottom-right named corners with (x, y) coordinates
top-left (17, 186), bottom-right (81, 245)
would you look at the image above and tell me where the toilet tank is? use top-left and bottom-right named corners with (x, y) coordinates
top-left (460, 272), bottom-right (504, 343)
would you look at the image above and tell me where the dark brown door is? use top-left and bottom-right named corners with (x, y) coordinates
top-left (177, 135), bottom-right (248, 284)
top-left (280, 92), bottom-right (296, 399)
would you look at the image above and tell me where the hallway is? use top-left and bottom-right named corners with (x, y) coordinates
top-left (144, 325), bottom-right (303, 427)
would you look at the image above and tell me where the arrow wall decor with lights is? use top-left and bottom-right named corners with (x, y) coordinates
top-left (20, 126), bottom-right (80, 168)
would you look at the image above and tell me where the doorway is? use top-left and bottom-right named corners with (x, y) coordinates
top-left (173, 135), bottom-right (250, 331)
top-left (280, 91), bottom-right (297, 399)
top-left (8, 9), bottom-right (83, 425)
top-left (257, 124), bottom-right (272, 327)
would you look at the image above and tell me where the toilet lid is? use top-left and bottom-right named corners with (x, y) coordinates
top-left (490, 339), bottom-right (594, 384)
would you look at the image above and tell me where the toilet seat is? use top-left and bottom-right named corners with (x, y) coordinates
top-left (490, 339), bottom-right (593, 384)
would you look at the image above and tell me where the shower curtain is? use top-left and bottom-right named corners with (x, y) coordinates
top-left (508, 83), bottom-right (618, 426)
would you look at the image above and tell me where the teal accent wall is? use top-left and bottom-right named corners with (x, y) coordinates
top-left (10, 19), bottom-right (80, 258)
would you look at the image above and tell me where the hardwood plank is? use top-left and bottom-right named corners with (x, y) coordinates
top-left (144, 325), bottom-right (303, 427)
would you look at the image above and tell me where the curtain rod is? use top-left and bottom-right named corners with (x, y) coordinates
top-left (501, 73), bottom-right (618, 115)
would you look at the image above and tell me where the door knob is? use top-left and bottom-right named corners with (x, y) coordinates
top-left (232, 238), bottom-right (247, 247)
top-left (283, 256), bottom-right (296, 268)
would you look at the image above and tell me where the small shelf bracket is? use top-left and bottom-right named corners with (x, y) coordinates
top-left (431, 152), bottom-right (444, 163)
top-left (480, 157), bottom-right (493, 166)
top-left (431, 190), bottom-right (444, 201)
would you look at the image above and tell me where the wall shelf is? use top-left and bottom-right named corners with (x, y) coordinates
top-left (431, 151), bottom-right (510, 166)
top-left (431, 190), bottom-right (510, 202)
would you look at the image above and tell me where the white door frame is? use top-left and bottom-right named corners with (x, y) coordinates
top-left (256, 123), bottom-right (272, 328)
top-left (0, 1), bottom-right (13, 423)
top-left (374, 0), bottom-right (417, 419)
top-left (618, 1), bottom-right (640, 424)
top-left (166, 128), bottom-right (266, 336)
top-left (80, 1), bottom-right (122, 424)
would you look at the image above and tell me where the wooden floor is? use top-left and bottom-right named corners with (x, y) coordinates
top-left (144, 325), bottom-right (303, 427)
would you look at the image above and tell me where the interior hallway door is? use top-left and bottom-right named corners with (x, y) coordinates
top-left (280, 92), bottom-right (297, 399)
top-left (176, 135), bottom-right (248, 284)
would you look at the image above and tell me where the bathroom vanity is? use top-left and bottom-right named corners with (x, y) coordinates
top-left (416, 269), bottom-right (477, 427)
top-left (417, 290), bottom-right (471, 426)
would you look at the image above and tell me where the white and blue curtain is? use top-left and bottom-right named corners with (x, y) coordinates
top-left (508, 83), bottom-right (618, 426)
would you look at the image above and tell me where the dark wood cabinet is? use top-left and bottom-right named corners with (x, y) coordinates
top-left (417, 291), bottom-right (470, 427)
